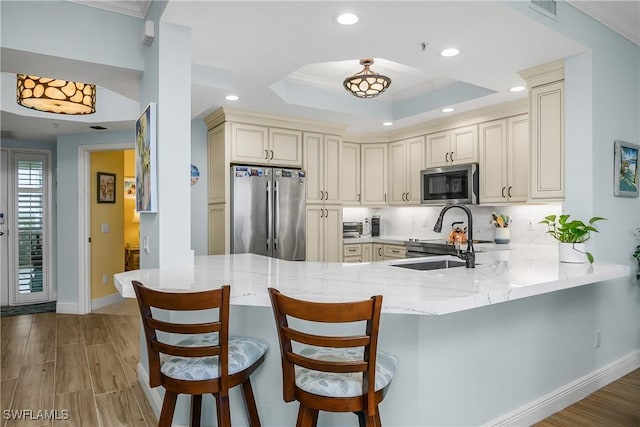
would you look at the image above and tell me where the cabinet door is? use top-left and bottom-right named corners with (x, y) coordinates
top-left (530, 81), bottom-right (564, 199)
top-left (388, 141), bottom-right (407, 205)
top-left (450, 125), bottom-right (478, 165)
top-left (406, 136), bottom-right (425, 204)
top-left (426, 131), bottom-right (450, 167)
top-left (324, 206), bottom-right (343, 262)
top-left (507, 115), bottom-right (529, 202)
top-left (305, 207), bottom-right (323, 262)
top-left (303, 132), bottom-right (324, 204)
top-left (372, 244), bottom-right (384, 261)
top-left (342, 142), bottom-right (361, 205)
top-left (231, 123), bottom-right (268, 164)
top-left (208, 204), bottom-right (227, 255)
top-left (479, 119), bottom-right (507, 203)
top-left (208, 125), bottom-right (226, 204)
top-left (362, 244), bottom-right (373, 262)
top-left (270, 128), bottom-right (302, 167)
top-left (361, 144), bottom-right (388, 206)
top-left (323, 135), bottom-right (342, 204)
top-left (383, 244), bottom-right (406, 259)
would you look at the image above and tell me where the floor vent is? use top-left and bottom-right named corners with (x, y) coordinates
top-left (530, 0), bottom-right (557, 16)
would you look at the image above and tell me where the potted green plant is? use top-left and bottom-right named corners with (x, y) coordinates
top-left (539, 214), bottom-right (606, 263)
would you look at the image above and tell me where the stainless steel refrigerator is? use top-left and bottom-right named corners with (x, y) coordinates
top-left (230, 165), bottom-right (306, 260)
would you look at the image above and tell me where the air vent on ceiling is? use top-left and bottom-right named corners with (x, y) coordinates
top-left (530, 0), bottom-right (557, 17)
top-left (90, 125), bottom-right (107, 130)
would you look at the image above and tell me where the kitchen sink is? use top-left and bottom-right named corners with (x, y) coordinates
top-left (391, 259), bottom-right (466, 271)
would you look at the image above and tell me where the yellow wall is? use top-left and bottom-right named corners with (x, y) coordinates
top-left (90, 151), bottom-right (125, 299)
top-left (123, 150), bottom-right (138, 247)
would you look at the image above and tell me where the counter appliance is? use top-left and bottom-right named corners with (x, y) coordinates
top-left (343, 222), bottom-right (363, 238)
top-left (421, 163), bottom-right (479, 205)
top-left (231, 165), bottom-right (305, 260)
top-left (371, 215), bottom-right (380, 236)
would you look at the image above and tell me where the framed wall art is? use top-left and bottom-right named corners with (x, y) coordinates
top-left (124, 176), bottom-right (136, 198)
top-left (136, 102), bottom-right (157, 212)
top-left (97, 172), bottom-right (116, 203)
top-left (614, 140), bottom-right (639, 197)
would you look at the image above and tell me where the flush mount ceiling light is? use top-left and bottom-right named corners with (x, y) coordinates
top-left (16, 74), bottom-right (96, 115)
top-left (336, 12), bottom-right (359, 25)
top-left (509, 85), bottom-right (526, 92)
top-left (225, 94), bottom-right (239, 101)
top-left (382, 121), bottom-right (394, 126)
top-left (440, 48), bottom-right (460, 57)
top-left (441, 107), bottom-right (455, 113)
top-left (343, 58), bottom-right (391, 99)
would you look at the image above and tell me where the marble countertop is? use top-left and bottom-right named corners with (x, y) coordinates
top-left (114, 247), bottom-right (630, 316)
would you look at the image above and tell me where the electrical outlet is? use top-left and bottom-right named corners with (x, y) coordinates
top-left (527, 220), bottom-right (535, 230)
top-left (102, 273), bottom-right (108, 285)
top-left (594, 329), bottom-right (602, 348)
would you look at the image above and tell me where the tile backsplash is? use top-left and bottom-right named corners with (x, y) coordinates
top-left (343, 203), bottom-right (563, 245)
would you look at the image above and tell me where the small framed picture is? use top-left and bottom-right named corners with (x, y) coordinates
top-left (97, 172), bottom-right (116, 203)
top-left (614, 140), bottom-right (640, 197)
top-left (124, 176), bottom-right (136, 198)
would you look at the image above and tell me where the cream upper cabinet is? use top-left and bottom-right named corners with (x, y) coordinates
top-left (530, 81), bottom-right (564, 200)
top-left (303, 132), bottom-right (342, 205)
top-left (361, 143), bottom-right (388, 206)
top-left (426, 125), bottom-right (478, 168)
top-left (342, 142), bottom-right (361, 206)
top-left (208, 125), bottom-right (226, 204)
top-left (230, 123), bottom-right (302, 167)
top-left (389, 136), bottom-right (425, 205)
top-left (479, 115), bottom-right (529, 204)
top-left (306, 206), bottom-right (342, 262)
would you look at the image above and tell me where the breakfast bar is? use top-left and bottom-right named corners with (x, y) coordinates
top-left (115, 247), bottom-right (630, 426)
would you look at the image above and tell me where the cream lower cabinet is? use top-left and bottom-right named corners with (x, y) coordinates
top-left (306, 206), bottom-right (342, 262)
top-left (342, 142), bottom-right (361, 206)
top-left (389, 136), bottom-right (425, 205)
top-left (370, 243), bottom-right (406, 261)
top-left (361, 143), bottom-right (388, 206)
top-left (372, 244), bottom-right (384, 261)
top-left (303, 133), bottom-right (342, 204)
top-left (208, 204), bottom-right (227, 255)
top-left (343, 243), bottom-right (373, 263)
top-left (530, 81), bottom-right (564, 200)
top-left (230, 123), bottom-right (302, 167)
top-left (479, 115), bottom-right (529, 203)
top-left (426, 125), bottom-right (478, 168)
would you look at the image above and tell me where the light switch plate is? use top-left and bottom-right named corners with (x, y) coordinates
top-left (101, 223), bottom-right (110, 233)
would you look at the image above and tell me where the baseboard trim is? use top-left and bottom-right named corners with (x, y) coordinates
top-left (486, 350), bottom-right (640, 426)
top-left (91, 293), bottom-right (124, 310)
top-left (56, 301), bottom-right (79, 314)
top-left (137, 363), bottom-right (163, 418)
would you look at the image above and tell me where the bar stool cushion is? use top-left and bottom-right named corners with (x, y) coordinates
top-left (160, 334), bottom-right (268, 381)
top-left (295, 347), bottom-right (399, 398)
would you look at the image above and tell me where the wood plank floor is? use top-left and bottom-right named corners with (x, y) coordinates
top-left (536, 368), bottom-right (640, 426)
top-left (1, 301), bottom-right (157, 427)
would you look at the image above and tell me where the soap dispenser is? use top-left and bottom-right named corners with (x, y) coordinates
top-left (363, 218), bottom-right (371, 236)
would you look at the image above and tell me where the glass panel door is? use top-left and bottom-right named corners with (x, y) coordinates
top-left (14, 152), bottom-right (50, 304)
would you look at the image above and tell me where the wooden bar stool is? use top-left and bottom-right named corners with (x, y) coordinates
top-left (268, 288), bottom-right (398, 427)
top-left (133, 281), bottom-right (268, 427)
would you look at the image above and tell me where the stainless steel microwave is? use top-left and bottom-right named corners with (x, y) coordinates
top-left (420, 163), bottom-right (479, 205)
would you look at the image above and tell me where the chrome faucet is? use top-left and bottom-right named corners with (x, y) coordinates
top-left (433, 203), bottom-right (475, 268)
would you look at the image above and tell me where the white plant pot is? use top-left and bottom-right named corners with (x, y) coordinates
top-left (559, 242), bottom-right (587, 263)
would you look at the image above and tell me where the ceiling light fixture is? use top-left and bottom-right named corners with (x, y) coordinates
top-left (343, 58), bottom-right (391, 99)
top-left (441, 107), bottom-right (455, 113)
top-left (336, 13), bottom-right (359, 25)
top-left (382, 121), bottom-right (394, 126)
top-left (440, 48), bottom-right (460, 57)
top-left (16, 74), bottom-right (95, 115)
top-left (225, 95), bottom-right (239, 101)
top-left (509, 86), bottom-right (526, 92)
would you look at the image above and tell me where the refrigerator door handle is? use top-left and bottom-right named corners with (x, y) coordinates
top-left (266, 181), bottom-right (272, 250)
top-left (273, 181), bottom-right (279, 250)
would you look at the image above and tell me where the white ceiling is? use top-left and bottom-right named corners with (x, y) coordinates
top-left (1, 1), bottom-right (638, 143)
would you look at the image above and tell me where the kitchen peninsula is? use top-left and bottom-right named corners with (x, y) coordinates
top-left (115, 248), bottom-right (630, 426)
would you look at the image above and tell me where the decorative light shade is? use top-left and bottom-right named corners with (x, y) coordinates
top-left (16, 74), bottom-right (96, 115)
top-left (343, 58), bottom-right (391, 99)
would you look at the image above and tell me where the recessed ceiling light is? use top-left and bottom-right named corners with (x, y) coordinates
top-left (509, 86), bottom-right (526, 92)
top-left (382, 121), bottom-right (394, 126)
top-left (440, 48), bottom-right (460, 57)
top-left (441, 107), bottom-right (455, 113)
top-left (225, 95), bottom-right (239, 101)
top-left (336, 13), bottom-right (359, 25)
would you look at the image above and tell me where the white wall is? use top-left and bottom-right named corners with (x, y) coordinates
top-left (190, 118), bottom-right (209, 255)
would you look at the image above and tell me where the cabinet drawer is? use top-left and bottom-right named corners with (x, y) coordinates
top-left (383, 244), bottom-right (406, 258)
top-left (343, 244), bottom-right (362, 257)
top-left (343, 255), bottom-right (362, 263)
